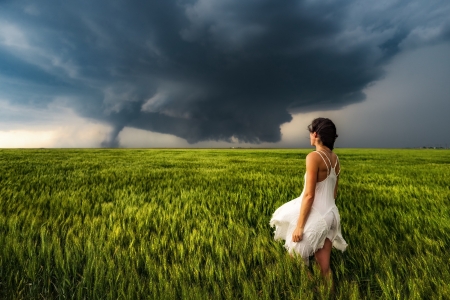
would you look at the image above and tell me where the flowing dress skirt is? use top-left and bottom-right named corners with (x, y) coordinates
top-left (269, 194), bottom-right (347, 265)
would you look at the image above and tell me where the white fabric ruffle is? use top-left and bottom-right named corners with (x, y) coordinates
top-left (270, 195), bottom-right (347, 265)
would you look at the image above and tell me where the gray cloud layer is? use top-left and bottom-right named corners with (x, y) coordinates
top-left (1, 0), bottom-right (449, 146)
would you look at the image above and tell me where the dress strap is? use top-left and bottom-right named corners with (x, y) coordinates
top-left (334, 155), bottom-right (341, 176)
top-left (315, 151), bottom-right (330, 175)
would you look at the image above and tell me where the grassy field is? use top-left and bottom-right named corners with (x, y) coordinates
top-left (0, 149), bottom-right (449, 299)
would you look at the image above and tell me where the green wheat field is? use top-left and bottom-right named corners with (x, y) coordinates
top-left (0, 149), bottom-right (449, 299)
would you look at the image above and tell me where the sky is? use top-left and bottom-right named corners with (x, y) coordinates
top-left (1, 0), bottom-right (449, 148)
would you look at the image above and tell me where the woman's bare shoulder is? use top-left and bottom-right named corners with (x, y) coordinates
top-left (305, 152), bottom-right (321, 164)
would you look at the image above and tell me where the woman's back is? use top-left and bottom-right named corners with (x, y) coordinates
top-left (311, 151), bottom-right (340, 216)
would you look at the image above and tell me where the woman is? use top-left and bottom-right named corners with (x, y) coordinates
top-left (270, 117), bottom-right (347, 278)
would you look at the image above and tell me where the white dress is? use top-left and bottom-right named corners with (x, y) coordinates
top-left (269, 151), bottom-right (348, 264)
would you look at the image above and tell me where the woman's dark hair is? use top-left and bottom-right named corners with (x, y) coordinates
top-left (308, 118), bottom-right (338, 150)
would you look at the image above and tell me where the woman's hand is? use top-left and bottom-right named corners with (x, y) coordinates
top-left (292, 227), bottom-right (304, 243)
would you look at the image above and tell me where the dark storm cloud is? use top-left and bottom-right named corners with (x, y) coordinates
top-left (1, 0), bottom-right (449, 146)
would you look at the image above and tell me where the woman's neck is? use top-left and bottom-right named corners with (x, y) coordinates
top-left (315, 145), bottom-right (332, 153)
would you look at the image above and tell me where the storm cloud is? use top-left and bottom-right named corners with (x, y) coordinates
top-left (1, 0), bottom-right (449, 146)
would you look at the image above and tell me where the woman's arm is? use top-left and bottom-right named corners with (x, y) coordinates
top-left (292, 153), bottom-right (318, 242)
